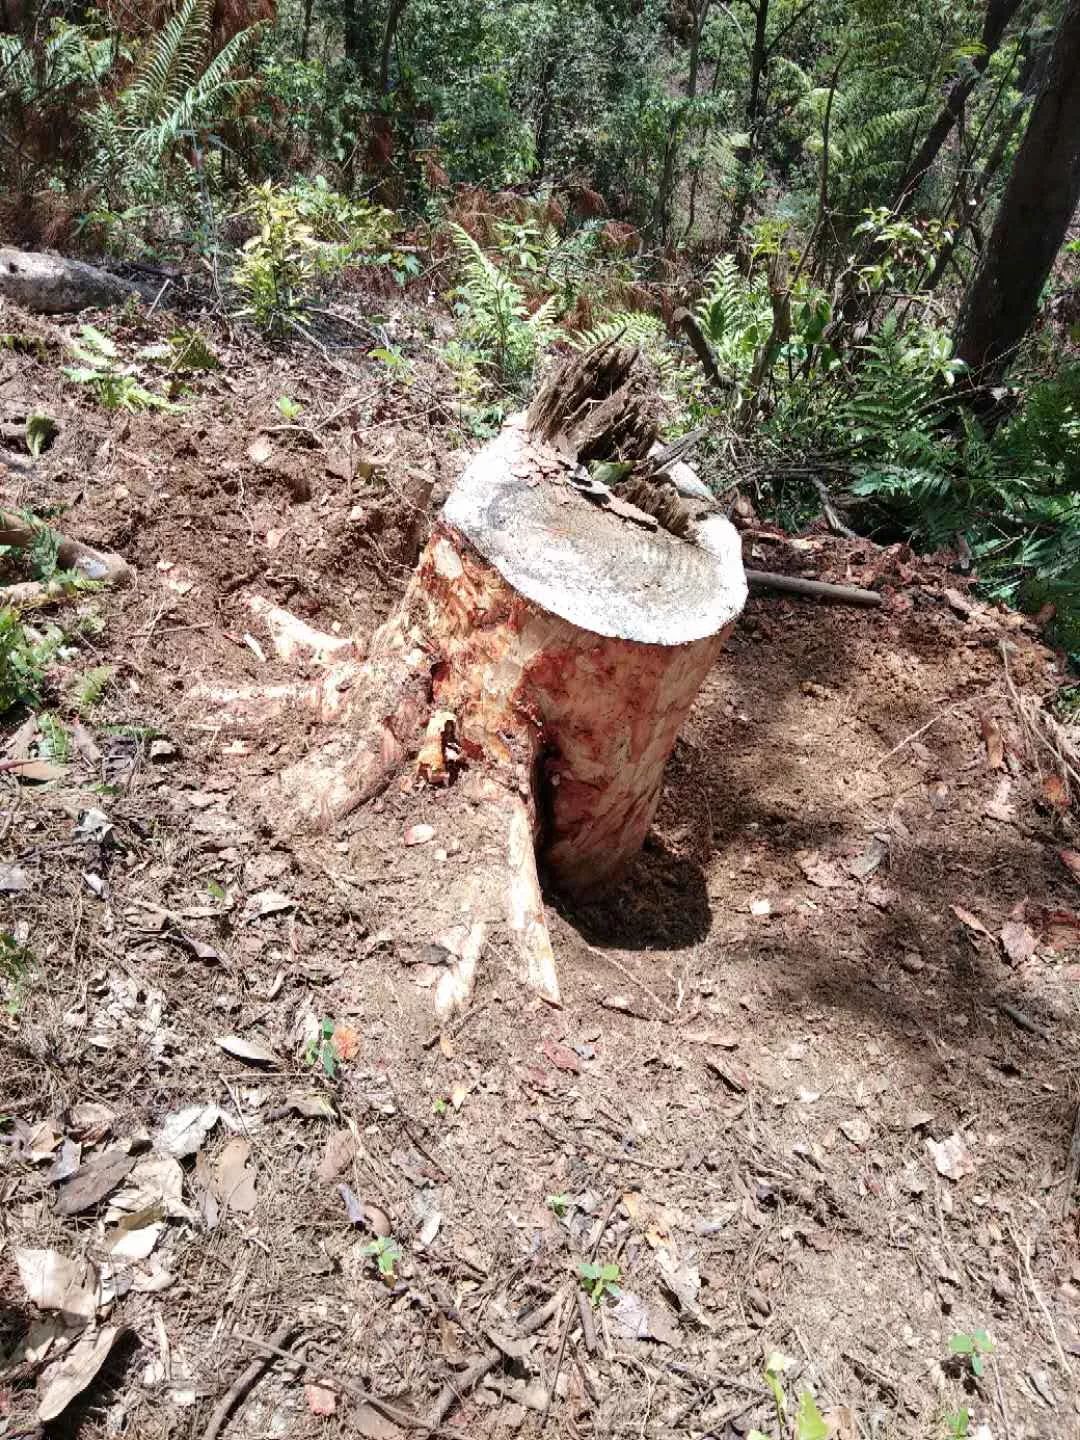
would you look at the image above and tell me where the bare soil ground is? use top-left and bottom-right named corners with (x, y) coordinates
top-left (1, 290), bottom-right (1079, 1440)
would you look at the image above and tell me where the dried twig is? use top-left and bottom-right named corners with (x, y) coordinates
top-left (540, 1192), bottom-right (620, 1430)
top-left (1009, 1223), bottom-right (1074, 1377)
top-left (427, 1291), bottom-right (563, 1428)
top-left (202, 1321), bottom-right (299, 1440)
top-left (745, 569), bottom-right (882, 606)
top-left (875, 703), bottom-right (962, 768)
top-left (233, 1331), bottom-right (435, 1433)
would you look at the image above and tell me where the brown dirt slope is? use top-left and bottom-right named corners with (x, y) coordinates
top-left (1, 294), bottom-right (1079, 1440)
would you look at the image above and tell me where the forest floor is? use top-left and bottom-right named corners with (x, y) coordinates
top-left (1, 284), bottom-right (1080, 1440)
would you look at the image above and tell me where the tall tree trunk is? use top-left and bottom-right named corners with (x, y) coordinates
top-left (649, 0), bottom-right (710, 244)
top-left (745, 0), bottom-right (769, 128)
top-left (300, 0), bottom-right (315, 60)
top-left (954, 0), bottom-right (1080, 382)
top-left (893, 0), bottom-right (1024, 214)
top-left (378, 0), bottom-right (407, 92)
top-left (725, 0), bottom-right (769, 249)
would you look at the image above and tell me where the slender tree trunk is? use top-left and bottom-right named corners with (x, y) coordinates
top-left (745, 0), bottom-right (769, 129)
top-left (893, 0), bottom-right (1024, 213)
top-left (378, 0), bottom-right (407, 92)
top-left (926, 39), bottom-right (1049, 291)
top-left (954, 0), bottom-right (1080, 382)
top-left (534, 55), bottom-right (558, 176)
top-left (300, 0), bottom-right (315, 60)
top-left (725, 0), bottom-right (769, 248)
top-left (649, 0), bottom-right (710, 244)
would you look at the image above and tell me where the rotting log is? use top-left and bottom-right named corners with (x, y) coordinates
top-left (0, 248), bottom-right (139, 314)
top-left (192, 343), bottom-right (747, 1014)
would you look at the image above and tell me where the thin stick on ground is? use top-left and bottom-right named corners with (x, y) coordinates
top-left (201, 1320), bottom-right (299, 1440)
top-left (1062, 1101), bottom-right (1080, 1220)
top-left (233, 1332), bottom-right (440, 1433)
top-left (1009, 1223), bottom-right (1074, 1377)
top-left (540, 1191), bottom-right (621, 1430)
top-left (875, 703), bottom-right (962, 768)
top-left (426, 1291), bottom-right (563, 1428)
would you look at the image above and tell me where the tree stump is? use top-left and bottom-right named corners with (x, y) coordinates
top-left (194, 344), bottom-right (747, 1014)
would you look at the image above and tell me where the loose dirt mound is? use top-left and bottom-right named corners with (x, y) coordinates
top-left (1, 297), bottom-right (1079, 1439)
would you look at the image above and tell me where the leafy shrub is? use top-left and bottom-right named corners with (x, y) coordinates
top-left (0, 609), bottom-right (64, 715)
top-left (233, 180), bottom-right (395, 334)
top-left (85, 0), bottom-right (265, 219)
top-left (446, 222), bottom-right (561, 388)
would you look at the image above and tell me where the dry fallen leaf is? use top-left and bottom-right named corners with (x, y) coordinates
top-left (243, 889), bottom-right (294, 922)
top-left (318, 1131), bottom-right (358, 1184)
top-left (331, 1024), bottom-right (361, 1062)
top-left (403, 823), bottom-right (435, 846)
top-left (107, 1220), bottom-right (166, 1262)
top-left (927, 1132), bottom-right (975, 1182)
top-left (154, 1104), bottom-right (221, 1159)
top-left (213, 1138), bottom-right (257, 1214)
top-left (1060, 849), bottom-right (1080, 886)
top-left (608, 1288), bottom-right (680, 1346)
top-left (979, 712), bottom-right (1004, 769)
top-left (110, 1155), bottom-right (191, 1221)
top-left (38, 1325), bottom-right (122, 1422)
top-left (54, 1148), bottom-right (135, 1217)
top-left (1043, 774), bottom-right (1069, 812)
top-left (354, 1401), bottom-right (403, 1438)
top-left (216, 1033), bottom-right (280, 1067)
top-left (952, 905), bottom-right (991, 938)
top-left (984, 777), bottom-right (1016, 823)
top-left (1000, 919), bottom-right (1037, 966)
top-left (6, 758), bottom-right (68, 783)
top-left (840, 1117), bottom-right (871, 1148)
top-left (797, 851), bottom-right (847, 889)
top-left (306, 1383), bottom-right (338, 1416)
top-left (15, 1249), bottom-right (98, 1322)
top-left (541, 1039), bottom-right (582, 1074)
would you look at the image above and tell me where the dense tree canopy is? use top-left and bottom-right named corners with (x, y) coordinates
top-left (1, 0), bottom-right (1078, 656)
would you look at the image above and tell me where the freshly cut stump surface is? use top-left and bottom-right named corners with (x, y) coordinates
top-left (440, 415), bottom-right (746, 894)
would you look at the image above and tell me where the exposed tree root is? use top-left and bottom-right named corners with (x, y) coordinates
top-left (0, 509), bottom-right (133, 590)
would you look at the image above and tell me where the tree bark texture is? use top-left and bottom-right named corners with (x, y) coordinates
top-left (954, 0), bottom-right (1080, 381)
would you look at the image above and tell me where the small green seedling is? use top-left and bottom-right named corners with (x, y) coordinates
top-left (546, 1193), bottom-right (570, 1217)
top-left (749, 1352), bottom-right (828, 1440)
top-left (207, 878), bottom-right (227, 902)
top-left (578, 1260), bottom-right (620, 1304)
top-left (945, 1409), bottom-right (971, 1439)
top-left (432, 1096), bottom-right (448, 1116)
top-left (74, 665), bottom-right (114, 711)
top-left (26, 413), bottom-right (58, 458)
top-left (38, 713), bottom-right (70, 763)
top-left (0, 931), bottom-right (34, 1015)
top-left (949, 1330), bottom-right (994, 1379)
top-left (363, 1235), bottom-right (402, 1282)
top-left (303, 1017), bottom-right (338, 1078)
top-left (276, 394), bottom-right (303, 420)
